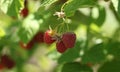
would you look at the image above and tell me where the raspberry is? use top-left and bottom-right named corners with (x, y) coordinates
top-left (56, 40), bottom-right (67, 53)
top-left (62, 32), bottom-right (76, 48)
top-left (33, 31), bottom-right (44, 43)
top-left (44, 30), bottom-right (55, 44)
top-left (1, 55), bottom-right (15, 69)
top-left (26, 40), bottom-right (35, 49)
top-left (20, 8), bottom-right (29, 17)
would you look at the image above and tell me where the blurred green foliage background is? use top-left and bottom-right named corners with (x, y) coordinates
top-left (0, 0), bottom-right (120, 72)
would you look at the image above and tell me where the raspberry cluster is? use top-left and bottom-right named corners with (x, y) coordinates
top-left (19, 1), bottom-right (76, 53)
top-left (20, 30), bottom-right (76, 53)
top-left (0, 55), bottom-right (15, 70)
top-left (44, 30), bottom-right (76, 53)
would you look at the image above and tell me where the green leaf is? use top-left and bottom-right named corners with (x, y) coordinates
top-left (0, 0), bottom-right (12, 13)
top-left (7, 0), bottom-right (24, 18)
top-left (0, 9), bottom-right (13, 27)
top-left (64, 0), bottom-right (96, 17)
top-left (82, 43), bottom-right (106, 64)
top-left (58, 41), bottom-right (81, 64)
top-left (111, 0), bottom-right (120, 17)
top-left (0, 27), bottom-right (6, 37)
top-left (69, 11), bottom-right (89, 30)
top-left (98, 60), bottom-right (120, 72)
top-left (18, 15), bottom-right (39, 43)
top-left (94, 6), bottom-right (106, 26)
top-left (62, 62), bottom-right (93, 72)
top-left (118, 0), bottom-right (120, 16)
top-left (41, 0), bottom-right (58, 6)
top-left (107, 42), bottom-right (120, 59)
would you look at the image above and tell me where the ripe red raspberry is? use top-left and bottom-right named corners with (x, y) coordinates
top-left (44, 30), bottom-right (55, 44)
top-left (62, 32), bottom-right (76, 48)
top-left (26, 40), bottom-right (35, 49)
top-left (20, 8), bottom-right (29, 17)
top-left (56, 40), bottom-right (67, 53)
top-left (1, 55), bottom-right (15, 69)
top-left (33, 31), bottom-right (44, 43)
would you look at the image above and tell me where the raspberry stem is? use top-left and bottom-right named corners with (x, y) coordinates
top-left (61, 1), bottom-right (67, 11)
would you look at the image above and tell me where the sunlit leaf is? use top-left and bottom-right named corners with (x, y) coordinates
top-left (90, 23), bottom-right (100, 32)
top-left (0, 9), bottom-right (13, 27)
top-left (18, 15), bottom-right (40, 43)
top-left (63, 0), bottom-right (96, 17)
top-left (7, 0), bottom-right (24, 18)
top-left (40, 0), bottom-right (58, 6)
top-left (0, 27), bottom-right (6, 37)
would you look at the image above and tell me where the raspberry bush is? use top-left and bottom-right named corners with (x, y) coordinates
top-left (0, 0), bottom-right (120, 72)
